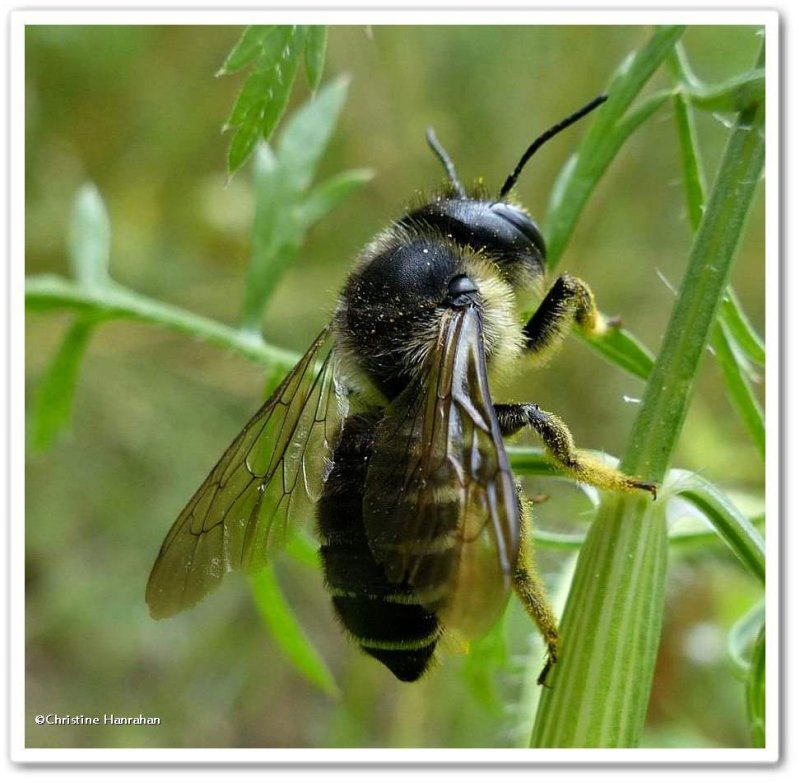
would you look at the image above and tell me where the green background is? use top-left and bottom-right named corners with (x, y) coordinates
top-left (25, 25), bottom-right (765, 748)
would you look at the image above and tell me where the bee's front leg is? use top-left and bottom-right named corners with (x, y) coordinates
top-left (523, 274), bottom-right (612, 366)
top-left (495, 403), bottom-right (656, 498)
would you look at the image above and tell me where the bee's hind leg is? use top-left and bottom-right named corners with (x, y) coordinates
top-left (495, 404), bottom-right (656, 499)
top-left (513, 504), bottom-right (559, 686)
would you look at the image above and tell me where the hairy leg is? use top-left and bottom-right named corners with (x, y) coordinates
top-left (495, 403), bottom-right (656, 498)
top-left (513, 503), bottom-right (560, 686)
top-left (523, 273), bottom-right (610, 366)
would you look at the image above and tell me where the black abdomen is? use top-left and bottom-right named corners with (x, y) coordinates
top-left (317, 411), bottom-right (442, 682)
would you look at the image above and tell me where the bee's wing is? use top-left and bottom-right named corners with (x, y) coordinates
top-left (146, 326), bottom-right (345, 619)
top-left (363, 307), bottom-right (520, 638)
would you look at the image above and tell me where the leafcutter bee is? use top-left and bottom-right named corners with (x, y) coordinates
top-left (146, 95), bottom-right (655, 685)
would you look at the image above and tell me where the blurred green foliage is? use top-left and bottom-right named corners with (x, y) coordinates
top-left (25, 24), bottom-right (765, 749)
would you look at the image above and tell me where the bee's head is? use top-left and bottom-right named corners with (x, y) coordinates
top-left (399, 197), bottom-right (546, 287)
top-left (408, 94), bottom-right (608, 285)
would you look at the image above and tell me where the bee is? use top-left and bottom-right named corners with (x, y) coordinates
top-left (146, 95), bottom-right (656, 685)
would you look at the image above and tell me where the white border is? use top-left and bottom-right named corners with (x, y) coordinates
top-left (8, 4), bottom-right (781, 767)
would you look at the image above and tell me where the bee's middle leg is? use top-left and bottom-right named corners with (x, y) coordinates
top-left (495, 403), bottom-right (656, 498)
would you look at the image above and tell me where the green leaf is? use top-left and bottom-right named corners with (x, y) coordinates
top-left (671, 470), bottom-right (765, 583)
top-left (29, 317), bottom-right (98, 452)
top-left (276, 75), bottom-right (350, 196)
top-left (227, 103), bottom-right (264, 174)
top-left (240, 79), bottom-right (354, 332)
top-left (224, 26), bottom-right (306, 175)
top-left (217, 26), bottom-right (278, 76)
top-left (248, 566), bottom-right (339, 698)
top-left (747, 623), bottom-right (766, 747)
top-left (684, 68), bottom-right (765, 113)
top-left (225, 68), bottom-right (274, 130)
top-left (304, 26), bottom-right (327, 91)
top-left (711, 321), bottom-right (765, 458)
top-left (544, 26), bottom-right (686, 267)
top-left (460, 613), bottom-right (509, 714)
top-left (727, 601), bottom-right (764, 675)
top-left (284, 530), bottom-right (321, 570)
top-left (578, 323), bottom-right (654, 381)
top-left (296, 168), bottom-right (373, 230)
top-left (68, 184), bottom-right (111, 288)
top-left (719, 291), bottom-right (765, 367)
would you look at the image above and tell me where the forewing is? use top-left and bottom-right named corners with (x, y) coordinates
top-left (146, 326), bottom-right (345, 618)
top-left (363, 307), bottom-right (520, 638)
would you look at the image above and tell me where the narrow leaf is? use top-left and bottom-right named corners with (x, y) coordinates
top-left (284, 531), bottom-right (321, 570)
top-left (276, 76), bottom-right (350, 195)
top-left (224, 26), bottom-right (306, 174)
top-left (29, 317), bottom-right (97, 452)
top-left (240, 80), bottom-right (355, 331)
top-left (578, 324), bottom-right (654, 381)
top-left (719, 291), bottom-right (765, 367)
top-left (227, 104), bottom-right (264, 174)
top-left (711, 322), bottom-right (765, 457)
top-left (672, 471), bottom-right (765, 583)
top-left (684, 68), bottom-right (765, 113)
top-left (304, 26), bottom-right (327, 91)
top-left (68, 184), bottom-right (111, 288)
top-left (544, 26), bottom-right (686, 266)
top-left (217, 25), bottom-right (278, 76)
top-left (224, 68), bottom-right (273, 130)
top-left (727, 601), bottom-right (764, 674)
top-left (532, 497), bottom-right (669, 747)
top-left (747, 624), bottom-right (766, 747)
top-left (256, 28), bottom-right (305, 143)
top-left (249, 566), bottom-right (339, 698)
top-left (296, 168), bottom-right (373, 230)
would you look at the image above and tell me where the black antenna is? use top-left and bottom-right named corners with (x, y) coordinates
top-left (425, 127), bottom-right (467, 198)
top-left (498, 94), bottom-right (608, 199)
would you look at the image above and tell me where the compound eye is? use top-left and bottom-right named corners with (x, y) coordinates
top-left (448, 274), bottom-right (478, 297)
top-left (446, 274), bottom-right (479, 307)
top-left (491, 203), bottom-right (546, 258)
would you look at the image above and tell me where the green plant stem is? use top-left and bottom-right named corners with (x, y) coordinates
top-left (669, 44), bottom-right (765, 458)
top-left (532, 51), bottom-right (765, 747)
top-left (25, 274), bottom-right (300, 370)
